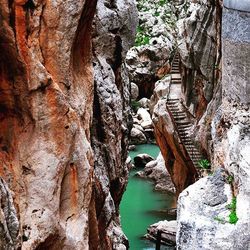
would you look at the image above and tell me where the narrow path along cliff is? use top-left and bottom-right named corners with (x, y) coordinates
top-left (0, 0), bottom-right (249, 249)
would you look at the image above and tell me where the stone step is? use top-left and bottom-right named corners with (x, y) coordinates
top-left (175, 116), bottom-right (187, 120)
top-left (176, 122), bottom-right (191, 126)
top-left (169, 108), bottom-right (182, 111)
top-left (172, 112), bottom-right (186, 116)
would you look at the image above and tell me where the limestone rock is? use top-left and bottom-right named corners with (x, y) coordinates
top-left (126, 0), bottom-right (176, 98)
top-left (176, 0), bottom-right (222, 119)
top-left (131, 82), bottom-right (139, 100)
top-left (152, 89), bottom-right (197, 196)
top-left (0, 0), bottom-right (137, 249)
top-left (0, 178), bottom-right (20, 249)
top-left (177, 169), bottom-right (250, 249)
top-left (138, 97), bottom-right (150, 109)
top-left (137, 153), bottom-right (176, 193)
top-left (134, 154), bottom-right (154, 168)
top-left (137, 108), bottom-right (152, 126)
top-left (91, 0), bottom-right (138, 248)
top-left (222, 7), bottom-right (250, 105)
top-left (145, 220), bottom-right (177, 246)
top-left (0, 0), bottom-right (97, 248)
top-left (130, 127), bottom-right (147, 144)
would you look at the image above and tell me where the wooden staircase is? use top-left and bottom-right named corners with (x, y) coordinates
top-left (166, 54), bottom-right (203, 170)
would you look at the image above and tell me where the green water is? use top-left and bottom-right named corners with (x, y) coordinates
top-left (120, 144), bottom-right (176, 250)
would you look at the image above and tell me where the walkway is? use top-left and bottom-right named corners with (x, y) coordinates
top-left (167, 54), bottom-right (203, 169)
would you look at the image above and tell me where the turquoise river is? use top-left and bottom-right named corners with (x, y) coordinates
top-left (120, 144), bottom-right (176, 250)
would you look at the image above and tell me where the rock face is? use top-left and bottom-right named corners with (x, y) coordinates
top-left (151, 77), bottom-right (197, 196)
top-left (91, 0), bottom-right (138, 249)
top-left (145, 220), bottom-right (177, 246)
top-left (136, 153), bottom-right (176, 193)
top-left (222, 7), bottom-right (250, 105)
top-left (176, 4), bottom-right (250, 250)
top-left (0, 0), bottom-right (137, 249)
top-left (177, 169), bottom-right (250, 250)
top-left (0, 0), bottom-right (97, 248)
top-left (126, 0), bottom-right (176, 98)
top-left (177, 0), bottom-right (223, 154)
top-left (0, 178), bottom-right (20, 249)
top-left (177, 0), bottom-right (222, 114)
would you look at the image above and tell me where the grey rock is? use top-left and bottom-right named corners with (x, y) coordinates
top-left (134, 154), bottom-right (154, 168)
top-left (224, 0), bottom-right (250, 12)
top-left (138, 98), bottom-right (150, 109)
top-left (0, 178), bottom-right (20, 249)
top-left (222, 8), bottom-right (250, 104)
top-left (138, 153), bottom-right (176, 193)
top-left (145, 220), bottom-right (177, 246)
top-left (177, 168), bottom-right (250, 250)
top-left (131, 82), bottom-right (139, 100)
top-left (130, 127), bottom-right (147, 144)
top-left (91, 0), bottom-right (138, 248)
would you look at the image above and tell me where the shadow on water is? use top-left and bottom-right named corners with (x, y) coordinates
top-left (120, 144), bottom-right (176, 250)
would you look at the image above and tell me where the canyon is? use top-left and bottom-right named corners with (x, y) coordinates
top-left (0, 0), bottom-right (249, 249)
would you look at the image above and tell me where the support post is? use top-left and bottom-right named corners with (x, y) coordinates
top-left (156, 230), bottom-right (161, 250)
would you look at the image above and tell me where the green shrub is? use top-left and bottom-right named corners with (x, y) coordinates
top-left (226, 197), bottom-right (237, 210)
top-left (226, 175), bottom-right (234, 184)
top-left (229, 211), bottom-right (238, 224)
top-left (198, 159), bottom-right (211, 169)
top-left (227, 197), bottom-right (238, 224)
top-left (159, 0), bottom-right (167, 6)
top-left (131, 100), bottom-right (141, 111)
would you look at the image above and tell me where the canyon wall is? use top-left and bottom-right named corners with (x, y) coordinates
top-left (176, 2), bottom-right (250, 249)
top-left (0, 0), bottom-right (137, 249)
top-left (90, 0), bottom-right (137, 249)
top-left (177, 0), bottom-right (223, 154)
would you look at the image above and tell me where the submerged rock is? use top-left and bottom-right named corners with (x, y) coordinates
top-left (134, 154), bottom-right (154, 168)
top-left (137, 153), bottom-right (176, 193)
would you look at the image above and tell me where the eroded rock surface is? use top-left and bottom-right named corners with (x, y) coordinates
top-left (136, 153), bottom-right (176, 193)
top-left (177, 169), bottom-right (250, 250)
top-left (126, 0), bottom-right (176, 98)
top-left (0, 0), bottom-right (97, 248)
top-left (91, 0), bottom-right (138, 249)
top-left (151, 77), bottom-right (197, 196)
top-left (0, 0), bottom-right (137, 249)
top-left (176, 4), bottom-right (250, 250)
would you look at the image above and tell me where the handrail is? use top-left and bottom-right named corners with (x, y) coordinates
top-left (166, 51), bottom-right (179, 101)
top-left (165, 51), bottom-right (201, 175)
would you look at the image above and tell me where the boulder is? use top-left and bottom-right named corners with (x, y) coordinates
top-left (128, 145), bottom-right (136, 151)
top-left (177, 168), bottom-right (250, 249)
top-left (137, 107), bottom-right (151, 121)
top-left (134, 154), bottom-right (154, 168)
top-left (133, 124), bottom-right (144, 132)
top-left (145, 220), bottom-right (177, 246)
top-left (131, 82), bottom-right (139, 100)
top-left (138, 98), bottom-right (150, 108)
top-left (130, 128), bottom-right (147, 144)
top-left (136, 108), bottom-right (153, 130)
top-left (139, 153), bottom-right (176, 193)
